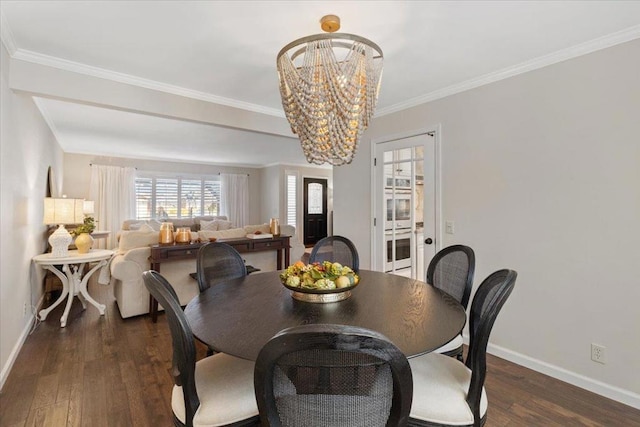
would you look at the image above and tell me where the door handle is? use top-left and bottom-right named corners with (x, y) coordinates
top-left (424, 238), bottom-right (433, 245)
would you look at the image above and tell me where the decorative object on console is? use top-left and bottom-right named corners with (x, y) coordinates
top-left (269, 218), bottom-right (280, 236)
top-left (43, 197), bottom-right (84, 258)
top-left (159, 222), bottom-right (175, 244)
top-left (174, 227), bottom-right (192, 243)
top-left (276, 14), bottom-right (383, 166)
top-left (73, 200), bottom-right (96, 254)
top-left (73, 216), bottom-right (96, 254)
top-left (246, 232), bottom-right (273, 239)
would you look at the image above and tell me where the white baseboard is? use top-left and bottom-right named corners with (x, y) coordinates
top-left (0, 313), bottom-right (35, 391)
top-left (485, 341), bottom-right (640, 410)
top-left (0, 295), bottom-right (43, 391)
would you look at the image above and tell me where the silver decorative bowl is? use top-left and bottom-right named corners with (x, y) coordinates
top-left (282, 282), bottom-right (359, 303)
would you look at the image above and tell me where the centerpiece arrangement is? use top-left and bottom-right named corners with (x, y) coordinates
top-left (280, 261), bottom-right (359, 303)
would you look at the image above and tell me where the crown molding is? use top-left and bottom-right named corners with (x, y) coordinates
top-left (33, 97), bottom-right (62, 142)
top-left (263, 161), bottom-right (332, 170)
top-left (0, 12), bottom-right (17, 55)
top-left (7, 20), bottom-right (639, 120)
top-left (11, 48), bottom-right (286, 118)
top-left (377, 25), bottom-right (640, 117)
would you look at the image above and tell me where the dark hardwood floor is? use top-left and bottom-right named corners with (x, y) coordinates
top-left (1, 279), bottom-right (639, 426)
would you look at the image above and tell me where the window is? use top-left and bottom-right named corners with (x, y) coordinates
top-left (135, 175), bottom-right (220, 220)
top-left (135, 177), bottom-right (153, 220)
top-left (285, 171), bottom-right (297, 227)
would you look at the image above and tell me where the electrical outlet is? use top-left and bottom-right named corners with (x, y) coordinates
top-left (445, 221), bottom-right (455, 234)
top-left (23, 302), bottom-right (27, 316)
top-left (591, 343), bottom-right (606, 364)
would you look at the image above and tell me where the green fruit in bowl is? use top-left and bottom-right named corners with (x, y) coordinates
top-left (286, 276), bottom-right (301, 287)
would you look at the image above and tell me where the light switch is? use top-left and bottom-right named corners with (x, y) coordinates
top-left (445, 221), bottom-right (455, 234)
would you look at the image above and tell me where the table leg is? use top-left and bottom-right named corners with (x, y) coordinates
top-left (60, 264), bottom-right (76, 328)
top-left (77, 291), bottom-right (88, 310)
top-left (38, 265), bottom-right (70, 322)
top-left (276, 249), bottom-right (282, 270)
top-left (74, 264), bottom-right (87, 310)
top-left (76, 260), bottom-right (107, 316)
top-left (284, 246), bottom-right (290, 268)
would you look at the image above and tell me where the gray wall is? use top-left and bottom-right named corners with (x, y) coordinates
top-left (260, 164), bottom-right (282, 223)
top-left (1, 44), bottom-right (64, 387)
top-left (335, 39), bottom-right (640, 404)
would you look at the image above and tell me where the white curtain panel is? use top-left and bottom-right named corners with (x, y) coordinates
top-left (220, 173), bottom-right (249, 228)
top-left (89, 165), bottom-right (136, 249)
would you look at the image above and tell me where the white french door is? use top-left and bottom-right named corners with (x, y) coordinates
top-left (373, 131), bottom-right (438, 280)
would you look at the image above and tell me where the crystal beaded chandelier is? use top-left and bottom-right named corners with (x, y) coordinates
top-left (277, 15), bottom-right (383, 166)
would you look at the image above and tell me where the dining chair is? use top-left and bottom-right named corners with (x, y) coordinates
top-left (409, 269), bottom-right (517, 427)
top-left (426, 244), bottom-right (475, 361)
top-left (308, 235), bottom-right (360, 272)
top-left (196, 242), bottom-right (247, 293)
top-left (142, 270), bottom-right (259, 427)
top-left (254, 324), bottom-right (413, 427)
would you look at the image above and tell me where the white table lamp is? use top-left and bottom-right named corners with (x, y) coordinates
top-left (44, 197), bottom-right (84, 257)
top-left (83, 200), bottom-right (95, 216)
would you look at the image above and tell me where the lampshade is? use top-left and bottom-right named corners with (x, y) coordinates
top-left (83, 200), bottom-right (95, 215)
top-left (277, 15), bottom-right (383, 166)
top-left (44, 198), bottom-right (84, 257)
top-left (43, 198), bottom-right (84, 225)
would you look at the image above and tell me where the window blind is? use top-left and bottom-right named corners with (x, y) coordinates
top-left (135, 176), bottom-right (221, 219)
top-left (286, 172), bottom-right (297, 227)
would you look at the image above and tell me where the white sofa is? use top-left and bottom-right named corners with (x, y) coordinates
top-left (109, 221), bottom-right (304, 318)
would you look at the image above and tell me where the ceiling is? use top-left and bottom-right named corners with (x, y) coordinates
top-left (2, 1), bottom-right (639, 167)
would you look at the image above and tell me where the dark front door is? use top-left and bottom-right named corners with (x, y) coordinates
top-left (303, 177), bottom-right (328, 246)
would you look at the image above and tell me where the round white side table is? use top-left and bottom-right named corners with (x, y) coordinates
top-left (33, 249), bottom-right (114, 327)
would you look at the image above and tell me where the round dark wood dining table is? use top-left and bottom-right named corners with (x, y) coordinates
top-left (184, 269), bottom-right (466, 361)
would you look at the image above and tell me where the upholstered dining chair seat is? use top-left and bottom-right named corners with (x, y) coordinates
top-left (171, 352), bottom-right (258, 427)
top-left (409, 353), bottom-right (487, 426)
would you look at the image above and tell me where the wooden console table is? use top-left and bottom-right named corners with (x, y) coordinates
top-left (148, 235), bottom-right (291, 322)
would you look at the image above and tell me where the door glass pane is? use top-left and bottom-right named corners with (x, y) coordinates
top-left (397, 147), bottom-right (412, 161)
top-left (395, 199), bottom-right (411, 220)
top-left (414, 145), bottom-right (424, 158)
top-left (308, 183), bottom-right (323, 214)
top-left (396, 236), bottom-right (411, 260)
